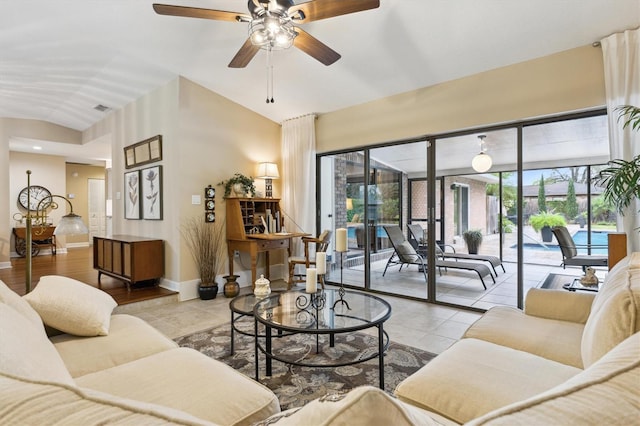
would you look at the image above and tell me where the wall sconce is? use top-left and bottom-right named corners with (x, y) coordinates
top-left (471, 135), bottom-right (492, 173)
top-left (256, 162), bottom-right (279, 198)
top-left (13, 170), bottom-right (89, 293)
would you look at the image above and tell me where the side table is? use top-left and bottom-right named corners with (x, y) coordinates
top-left (563, 278), bottom-right (600, 293)
top-left (229, 294), bottom-right (261, 355)
top-left (229, 293), bottom-right (283, 355)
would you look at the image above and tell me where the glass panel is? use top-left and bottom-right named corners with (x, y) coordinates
top-left (321, 152), bottom-right (366, 288)
top-left (522, 115), bottom-right (610, 293)
top-left (435, 129), bottom-right (518, 309)
top-left (369, 142), bottom-right (428, 298)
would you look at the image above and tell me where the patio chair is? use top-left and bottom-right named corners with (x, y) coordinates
top-left (407, 224), bottom-right (505, 277)
top-left (551, 226), bottom-right (608, 272)
top-left (384, 225), bottom-right (494, 289)
top-left (288, 229), bottom-right (332, 290)
top-left (382, 225), bottom-right (428, 282)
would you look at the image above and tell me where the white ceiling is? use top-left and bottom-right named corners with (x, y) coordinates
top-left (2, 0), bottom-right (639, 165)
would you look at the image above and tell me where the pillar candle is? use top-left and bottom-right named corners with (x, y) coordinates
top-left (336, 228), bottom-right (347, 252)
top-left (315, 252), bottom-right (326, 274)
top-left (306, 268), bottom-right (317, 293)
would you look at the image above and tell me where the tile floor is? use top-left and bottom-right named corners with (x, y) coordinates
top-left (115, 262), bottom-right (604, 356)
top-left (115, 286), bottom-right (482, 355)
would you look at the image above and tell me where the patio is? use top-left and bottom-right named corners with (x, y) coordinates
top-left (323, 224), bottom-right (610, 310)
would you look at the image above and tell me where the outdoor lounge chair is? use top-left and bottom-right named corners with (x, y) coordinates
top-left (381, 225), bottom-right (428, 282)
top-left (551, 226), bottom-right (608, 272)
top-left (383, 225), bottom-right (494, 289)
top-left (407, 224), bottom-right (505, 277)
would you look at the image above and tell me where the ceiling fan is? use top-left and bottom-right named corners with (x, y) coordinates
top-left (153, 0), bottom-right (380, 68)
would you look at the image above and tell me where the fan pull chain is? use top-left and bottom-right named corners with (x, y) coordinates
top-left (266, 48), bottom-right (274, 103)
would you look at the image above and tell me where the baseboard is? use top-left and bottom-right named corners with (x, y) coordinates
top-left (0, 262), bottom-right (11, 270)
top-left (66, 242), bottom-right (90, 248)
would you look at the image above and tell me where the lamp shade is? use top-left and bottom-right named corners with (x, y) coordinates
top-left (346, 198), bottom-right (353, 210)
top-left (256, 162), bottom-right (279, 179)
top-left (54, 213), bottom-right (89, 235)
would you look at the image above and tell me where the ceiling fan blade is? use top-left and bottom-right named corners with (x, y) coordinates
top-left (289, 0), bottom-right (380, 23)
top-left (228, 39), bottom-right (262, 68)
top-left (152, 4), bottom-right (248, 22)
top-left (294, 28), bottom-right (341, 66)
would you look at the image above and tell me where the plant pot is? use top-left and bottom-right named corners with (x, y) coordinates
top-left (198, 283), bottom-right (218, 300)
top-left (541, 225), bottom-right (553, 243)
top-left (232, 183), bottom-right (246, 197)
top-left (223, 275), bottom-right (240, 298)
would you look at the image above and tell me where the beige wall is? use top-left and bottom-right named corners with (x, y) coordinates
top-left (1, 119), bottom-right (83, 266)
top-left (65, 164), bottom-right (106, 245)
top-left (177, 78), bottom-right (281, 289)
top-left (316, 45), bottom-right (605, 151)
top-left (83, 77), bottom-right (281, 297)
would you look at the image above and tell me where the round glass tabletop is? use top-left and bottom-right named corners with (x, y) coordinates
top-left (253, 289), bottom-right (391, 333)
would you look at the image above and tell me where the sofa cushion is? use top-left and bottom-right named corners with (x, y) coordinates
top-left (467, 332), bottom-right (640, 426)
top-left (0, 280), bottom-right (45, 335)
top-left (51, 314), bottom-right (179, 378)
top-left (462, 305), bottom-right (586, 368)
top-left (75, 347), bottom-right (280, 426)
top-left (0, 372), bottom-right (218, 426)
top-left (581, 252), bottom-right (640, 367)
top-left (0, 303), bottom-right (74, 386)
top-left (394, 338), bottom-right (580, 424)
top-left (24, 275), bottom-right (117, 336)
top-left (257, 386), bottom-right (442, 426)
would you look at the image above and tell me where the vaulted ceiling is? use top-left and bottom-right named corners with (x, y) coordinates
top-left (1, 1), bottom-right (638, 133)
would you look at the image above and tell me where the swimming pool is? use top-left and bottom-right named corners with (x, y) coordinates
top-left (514, 230), bottom-right (610, 254)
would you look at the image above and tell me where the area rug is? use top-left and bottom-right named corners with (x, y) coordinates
top-left (540, 273), bottom-right (578, 290)
top-left (174, 320), bottom-right (436, 410)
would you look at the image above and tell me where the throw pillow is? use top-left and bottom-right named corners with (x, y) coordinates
top-left (396, 241), bottom-right (417, 256)
top-left (0, 279), bottom-right (45, 335)
top-left (0, 303), bottom-right (74, 385)
top-left (24, 275), bottom-right (117, 336)
top-left (255, 386), bottom-right (441, 426)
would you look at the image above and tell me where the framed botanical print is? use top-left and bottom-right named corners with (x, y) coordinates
top-left (124, 170), bottom-right (140, 220)
top-left (141, 165), bottom-right (163, 220)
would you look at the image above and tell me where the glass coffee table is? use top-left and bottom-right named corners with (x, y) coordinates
top-left (253, 289), bottom-right (392, 389)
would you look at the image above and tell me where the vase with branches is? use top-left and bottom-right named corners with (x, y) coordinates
top-left (181, 217), bottom-right (227, 300)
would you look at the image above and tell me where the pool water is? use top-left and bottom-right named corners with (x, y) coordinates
top-left (515, 230), bottom-right (610, 254)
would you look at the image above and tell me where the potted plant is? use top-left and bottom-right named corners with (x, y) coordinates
top-left (218, 173), bottom-right (256, 198)
top-left (181, 217), bottom-right (227, 300)
top-left (595, 105), bottom-right (640, 226)
top-left (462, 229), bottom-right (483, 254)
top-left (529, 212), bottom-right (566, 242)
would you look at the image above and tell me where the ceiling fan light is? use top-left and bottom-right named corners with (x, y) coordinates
top-left (251, 30), bottom-right (266, 44)
top-left (264, 16), bottom-right (280, 32)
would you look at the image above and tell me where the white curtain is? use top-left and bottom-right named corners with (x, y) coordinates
top-left (281, 114), bottom-right (317, 256)
top-left (601, 27), bottom-right (640, 253)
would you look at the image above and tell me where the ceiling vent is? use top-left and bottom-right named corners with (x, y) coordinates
top-left (93, 104), bottom-right (110, 112)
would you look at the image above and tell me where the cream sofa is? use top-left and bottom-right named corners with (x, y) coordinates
top-left (252, 253), bottom-right (640, 425)
top-left (0, 275), bottom-right (280, 426)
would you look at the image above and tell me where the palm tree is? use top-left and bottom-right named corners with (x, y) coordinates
top-left (595, 105), bottom-right (640, 217)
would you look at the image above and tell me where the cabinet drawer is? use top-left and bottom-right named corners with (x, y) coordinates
top-left (257, 239), bottom-right (289, 250)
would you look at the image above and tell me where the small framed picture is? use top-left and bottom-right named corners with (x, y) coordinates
top-left (124, 135), bottom-right (163, 169)
top-left (205, 186), bottom-right (215, 199)
top-left (124, 170), bottom-right (140, 220)
top-left (205, 212), bottom-right (215, 223)
top-left (141, 166), bottom-right (163, 220)
top-left (124, 146), bottom-right (136, 169)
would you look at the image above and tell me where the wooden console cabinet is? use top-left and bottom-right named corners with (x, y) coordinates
top-left (93, 235), bottom-right (164, 290)
top-left (608, 232), bottom-right (627, 271)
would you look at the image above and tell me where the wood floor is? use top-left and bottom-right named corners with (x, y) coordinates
top-left (0, 246), bottom-right (176, 305)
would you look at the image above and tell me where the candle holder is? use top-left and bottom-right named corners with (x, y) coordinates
top-left (331, 249), bottom-right (351, 311)
top-left (295, 290), bottom-right (326, 325)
